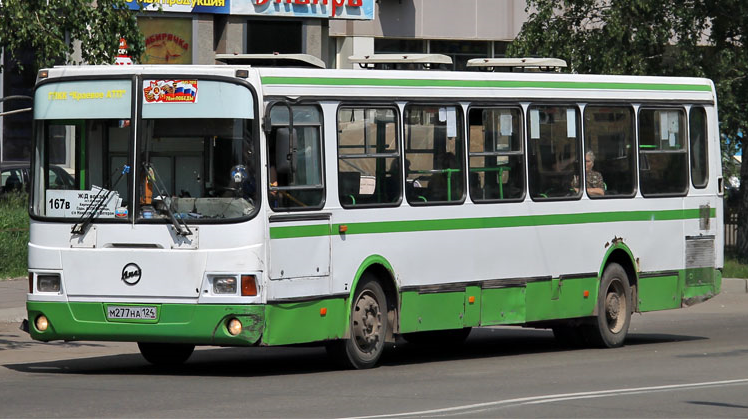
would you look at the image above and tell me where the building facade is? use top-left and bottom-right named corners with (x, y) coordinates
top-left (1, 0), bottom-right (528, 162)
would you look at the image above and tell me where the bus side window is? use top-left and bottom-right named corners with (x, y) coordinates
top-left (468, 107), bottom-right (524, 202)
top-left (266, 104), bottom-right (325, 210)
top-left (337, 107), bottom-right (401, 208)
top-left (689, 106), bottom-right (708, 189)
top-left (404, 105), bottom-right (465, 205)
top-left (638, 108), bottom-right (688, 196)
top-left (583, 106), bottom-right (636, 198)
top-left (527, 105), bottom-right (582, 200)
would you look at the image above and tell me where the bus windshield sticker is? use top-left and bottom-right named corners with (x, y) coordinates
top-left (34, 80), bottom-right (132, 120)
top-left (566, 108), bottom-right (576, 138)
top-left (530, 109), bottom-right (540, 139)
top-left (46, 186), bottom-right (120, 218)
top-left (143, 80), bottom-right (198, 104)
top-left (500, 113), bottom-right (513, 136)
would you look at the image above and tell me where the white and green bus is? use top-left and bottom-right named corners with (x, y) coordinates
top-left (26, 56), bottom-right (723, 368)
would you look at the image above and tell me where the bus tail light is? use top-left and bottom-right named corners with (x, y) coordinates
top-left (241, 275), bottom-right (257, 296)
top-left (28, 273), bottom-right (33, 293)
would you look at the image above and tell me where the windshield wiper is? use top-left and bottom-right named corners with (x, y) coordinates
top-left (143, 162), bottom-right (193, 236)
top-left (71, 165), bottom-right (130, 235)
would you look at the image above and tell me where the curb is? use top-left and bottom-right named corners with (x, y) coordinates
top-left (723, 277), bottom-right (748, 293)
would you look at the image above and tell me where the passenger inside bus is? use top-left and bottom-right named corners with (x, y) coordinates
top-left (572, 150), bottom-right (605, 196)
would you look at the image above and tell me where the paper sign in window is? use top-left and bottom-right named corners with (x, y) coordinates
top-left (46, 186), bottom-right (120, 218)
top-left (566, 108), bottom-right (576, 138)
top-left (500, 113), bottom-right (513, 136)
top-left (446, 107), bottom-right (457, 137)
top-left (530, 109), bottom-right (540, 139)
top-left (359, 176), bottom-right (376, 195)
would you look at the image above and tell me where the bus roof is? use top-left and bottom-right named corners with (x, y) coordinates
top-left (38, 64), bottom-right (716, 104)
top-left (255, 67), bottom-right (716, 103)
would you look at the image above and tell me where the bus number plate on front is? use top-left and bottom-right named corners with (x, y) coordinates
top-left (106, 306), bottom-right (157, 320)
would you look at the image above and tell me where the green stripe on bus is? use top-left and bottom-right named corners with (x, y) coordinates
top-left (269, 223), bottom-right (331, 239)
top-left (261, 76), bottom-right (712, 92)
top-left (269, 208), bottom-right (714, 239)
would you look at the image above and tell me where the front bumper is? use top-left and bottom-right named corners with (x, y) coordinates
top-left (27, 301), bottom-right (265, 346)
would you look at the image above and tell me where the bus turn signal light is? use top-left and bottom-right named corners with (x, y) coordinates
top-left (241, 275), bottom-right (258, 296)
top-left (583, 290), bottom-right (590, 298)
top-left (320, 307), bottom-right (327, 316)
top-left (468, 296), bottom-right (475, 304)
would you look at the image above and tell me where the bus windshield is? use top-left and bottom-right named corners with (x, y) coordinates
top-left (31, 78), bottom-right (258, 222)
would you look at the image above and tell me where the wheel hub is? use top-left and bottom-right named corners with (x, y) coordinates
top-left (353, 293), bottom-right (382, 350)
top-left (606, 292), bottom-right (620, 320)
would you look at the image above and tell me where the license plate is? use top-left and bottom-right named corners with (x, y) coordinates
top-left (106, 306), bottom-right (157, 320)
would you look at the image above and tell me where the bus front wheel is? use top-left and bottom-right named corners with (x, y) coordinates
top-left (137, 342), bottom-right (195, 365)
top-left (327, 275), bottom-right (387, 369)
top-left (584, 263), bottom-right (632, 348)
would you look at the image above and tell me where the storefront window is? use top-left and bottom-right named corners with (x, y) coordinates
top-left (247, 20), bottom-right (302, 54)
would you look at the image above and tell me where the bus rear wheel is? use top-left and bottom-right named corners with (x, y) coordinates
top-left (137, 342), bottom-right (195, 365)
top-left (327, 275), bottom-right (387, 369)
top-left (584, 263), bottom-right (632, 348)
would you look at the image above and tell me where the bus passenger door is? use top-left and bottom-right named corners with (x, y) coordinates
top-left (265, 102), bottom-right (331, 298)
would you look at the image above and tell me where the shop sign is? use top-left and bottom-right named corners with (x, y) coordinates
top-left (138, 17), bottom-right (193, 64)
top-left (231, 0), bottom-right (374, 20)
top-left (125, 0), bottom-right (230, 14)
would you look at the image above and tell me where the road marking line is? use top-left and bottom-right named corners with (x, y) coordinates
top-left (342, 378), bottom-right (748, 418)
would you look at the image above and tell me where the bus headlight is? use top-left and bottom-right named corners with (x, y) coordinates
top-left (37, 275), bottom-right (61, 293)
top-left (35, 315), bottom-right (49, 332)
top-left (213, 277), bottom-right (237, 294)
top-left (227, 318), bottom-right (243, 335)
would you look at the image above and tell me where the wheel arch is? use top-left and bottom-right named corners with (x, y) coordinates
top-left (599, 241), bottom-right (639, 312)
top-left (347, 255), bottom-right (399, 339)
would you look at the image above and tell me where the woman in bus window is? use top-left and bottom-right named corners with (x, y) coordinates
top-left (573, 150), bottom-right (605, 196)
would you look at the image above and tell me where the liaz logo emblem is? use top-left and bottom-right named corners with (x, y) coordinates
top-left (121, 263), bottom-right (142, 285)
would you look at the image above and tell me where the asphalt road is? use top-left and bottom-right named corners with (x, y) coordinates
top-left (1, 283), bottom-right (747, 418)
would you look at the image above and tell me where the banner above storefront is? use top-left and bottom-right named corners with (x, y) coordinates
top-left (126, 0), bottom-right (373, 19)
top-left (232, 0), bottom-right (373, 20)
top-left (125, 0), bottom-right (230, 14)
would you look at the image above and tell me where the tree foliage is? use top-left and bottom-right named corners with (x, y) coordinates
top-left (0, 0), bottom-right (146, 71)
top-left (510, 0), bottom-right (748, 261)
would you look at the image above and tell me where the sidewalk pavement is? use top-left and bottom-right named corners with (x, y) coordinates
top-left (1, 277), bottom-right (747, 323)
top-left (0, 277), bottom-right (28, 323)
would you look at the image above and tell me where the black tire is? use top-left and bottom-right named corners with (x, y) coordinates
top-left (583, 263), bottom-right (632, 348)
top-left (137, 342), bottom-right (195, 365)
top-left (402, 327), bottom-right (472, 346)
top-left (326, 275), bottom-right (387, 369)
